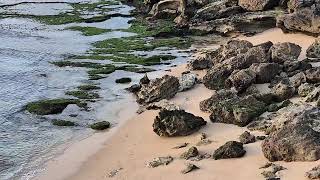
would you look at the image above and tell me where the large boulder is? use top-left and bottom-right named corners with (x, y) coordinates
top-left (212, 141), bottom-right (246, 160)
top-left (153, 110), bottom-right (207, 137)
top-left (200, 89), bottom-right (238, 112)
top-left (194, 0), bottom-right (242, 21)
top-left (188, 50), bottom-right (215, 70)
top-left (203, 66), bottom-right (232, 90)
top-left (179, 73), bottom-right (197, 91)
top-left (283, 60), bottom-right (312, 76)
top-left (269, 42), bottom-right (302, 63)
top-left (272, 81), bottom-right (295, 101)
top-left (214, 40), bottom-right (253, 64)
top-left (306, 67), bottom-right (320, 83)
top-left (239, 0), bottom-right (279, 11)
top-left (205, 94), bottom-right (266, 127)
top-left (262, 107), bottom-right (320, 162)
top-left (137, 75), bottom-right (179, 104)
top-left (277, 7), bottom-right (320, 35)
top-left (249, 63), bottom-right (281, 83)
top-left (225, 69), bottom-right (256, 93)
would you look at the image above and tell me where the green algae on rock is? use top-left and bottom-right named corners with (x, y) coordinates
top-left (66, 26), bottom-right (112, 36)
top-left (115, 77), bottom-right (132, 83)
top-left (52, 119), bottom-right (76, 126)
top-left (90, 121), bottom-right (111, 130)
top-left (26, 99), bottom-right (84, 115)
top-left (66, 90), bottom-right (100, 99)
top-left (77, 84), bottom-right (101, 91)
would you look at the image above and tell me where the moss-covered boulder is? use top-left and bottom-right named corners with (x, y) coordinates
top-left (90, 121), bottom-right (111, 130)
top-left (77, 84), bottom-right (101, 91)
top-left (115, 77), bottom-right (132, 84)
top-left (26, 99), bottom-right (82, 115)
top-left (66, 90), bottom-right (100, 99)
top-left (52, 119), bottom-right (76, 127)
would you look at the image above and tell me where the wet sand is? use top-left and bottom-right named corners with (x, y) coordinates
top-left (36, 28), bottom-right (319, 180)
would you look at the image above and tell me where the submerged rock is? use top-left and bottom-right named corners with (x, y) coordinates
top-left (126, 84), bottom-right (141, 93)
top-left (115, 77), bottom-right (132, 84)
top-left (212, 141), bottom-right (246, 160)
top-left (153, 110), bottom-right (207, 137)
top-left (262, 107), bottom-right (320, 162)
top-left (137, 75), bottom-right (180, 104)
top-left (90, 121), bottom-right (110, 130)
top-left (147, 156), bottom-right (174, 168)
top-left (26, 99), bottom-right (82, 115)
top-left (52, 119), bottom-right (75, 127)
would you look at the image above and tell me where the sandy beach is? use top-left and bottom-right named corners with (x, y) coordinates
top-left (35, 28), bottom-right (320, 180)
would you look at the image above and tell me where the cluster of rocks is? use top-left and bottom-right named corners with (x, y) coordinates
top-left (144, 0), bottom-right (320, 36)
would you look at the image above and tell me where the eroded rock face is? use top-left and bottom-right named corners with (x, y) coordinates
top-left (239, 0), bottom-right (279, 11)
top-left (249, 63), bottom-right (281, 83)
top-left (269, 42), bottom-right (302, 63)
top-left (262, 107), bottom-right (320, 162)
top-left (203, 66), bottom-right (232, 90)
top-left (208, 95), bottom-right (266, 127)
top-left (194, 0), bottom-right (242, 21)
top-left (153, 110), bottom-right (207, 137)
top-left (212, 141), bottom-right (246, 160)
top-left (137, 75), bottom-right (180, 104)
top-left (214, 40), bottom-right (254, 63)
top-left (306, 67), bottom-right (320, 83)
top-left (307, 38), bottom-right (320, 59)
top-left (277, 7), bottom-right (320, 35)
top-left (225, 69), bottom-right (256, 93)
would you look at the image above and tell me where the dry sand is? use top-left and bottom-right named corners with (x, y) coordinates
top-left (36, 28), bottom-right (319, 180)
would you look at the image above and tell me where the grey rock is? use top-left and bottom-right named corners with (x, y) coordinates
top-left (179, 73), bottom-right (197, 92)
top-left (269, 42), bottom-right (302, 64)
top-left (225, 69), bottom-right (256, 93)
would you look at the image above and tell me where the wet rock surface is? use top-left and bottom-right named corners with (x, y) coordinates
top-left (153, 110), bottom-right (207, 137)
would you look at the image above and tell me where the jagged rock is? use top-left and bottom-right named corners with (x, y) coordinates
top-left (298, 83), bottom-right (316, 97)
top-left (268, 100), bottom-right (292, 112)
top-left (140, 74), bottom-right (150, 85)
top-left (306, 165), bottom-right (320, 179)
top-left (188, 50), bottom-right (215, 70)
top-left (147, 156), bottom-right (174, 168)
top-left (288, 0), bottom-right (316, 13)
top-left (225, 69), bottom-right (256, 93)
top-left (181, 163), bottom-right (200, 174)
top-left (269, 42), bottom-right (302, 64)
top-left (271, 82), bottom-right (295, 101)
top-left (277, 7), bottom-right (320, 35)
top-left (257, 135), bottom-right (266, 140)
top-left (153, 110), bottom-right (207, 137)
top-left (305, 87), bottom-right (320, 102)
top-left (239, 0), bottom-right (279, 11)
top-left (179, 73), bottom-right (197, 91)
top-left (149, 0), bottom-right (181, 19)
top-left (262, 107), bottom-right (320, 161)
top-left (306, 67), bottom-right (320, 83)
top-left (214, 40), bottom-right (254, 64)
top-left (199, 89), bottom-right (238, 113)
top-left (289, 72), bottom-right (306, 88)
top-left (212, 141), bottom-right (246, 160)
top-left (137, 75), bottom-right (179, 104)
top-left (90, 121), bottom-right (111, 130)
top-left (180, 146), bottom-right (199, 159)
top-left (209, 95), bottom-right (266, 127)
top-left (239, 131), bottom-right (256, 144)
top-left (249, 63), bottom-right (281, 83)
top-left (146, 99), bottom-right (181, 111)
top-left (194, 0), bottom-right (242, 21)
top-left (307, 38), bottom-right (320, 59)
top-left (283, 61), bottom-right (312, 76)
top-left (203, 66), bottom-right (232, 90)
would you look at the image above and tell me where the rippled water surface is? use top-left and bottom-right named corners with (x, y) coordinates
top-left (0, 0), bottom-right (190, 179)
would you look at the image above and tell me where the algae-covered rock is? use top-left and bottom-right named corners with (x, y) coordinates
top-left (26, 99), bottom-right (82, 115)
top-left (212, 141), bottom-right (246, 160)
top-left (90, 121), bottom-right (111, 130)
top-left (52, 119), bottom-right (76, 127)
top-left (115, 77), bottom-right (132, 84)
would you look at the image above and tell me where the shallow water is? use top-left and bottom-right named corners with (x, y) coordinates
top-left (0, 1), bottom-right (190, 179)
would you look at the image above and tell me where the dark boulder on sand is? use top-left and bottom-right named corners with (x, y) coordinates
top-left (90, 121), bottom-right (111, 130)
top-left (153, 110), bottom-right (206, 137)
top-left (269, 42), bottom-right (302, 64)
top-left (212, 141), bottom-right (246, 160)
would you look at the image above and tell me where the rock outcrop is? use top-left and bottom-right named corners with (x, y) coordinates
top-left (153, 110), bottom-right (207, 137)
top-left (137, 75), bottom-right (180, 104)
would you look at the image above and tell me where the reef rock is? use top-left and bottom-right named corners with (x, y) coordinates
top-left (239, 0), bottom-right (279, 11)
top-left (269, 42), bottom-right (302, 63)
top-left (212, 141), bottom-right (246, 160)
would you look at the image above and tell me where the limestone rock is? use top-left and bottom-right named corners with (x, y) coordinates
top-left (239, 131), bottom-right (256, 144)
top-left (298, 83), bottom-right (316, 97)
top-left (239, 0), bottom-right (280, 11)
top-left (306, 67), bottom-right (320, 83)
top-left (225, 69), bottom-right (256, 93)
top-left (147, 156), bottom-right (174, 168)
top-left (269, 42), bottom-right (302, 63)
top-left (179, 73), bottom-right (197, 91)
top-left (181, 163), bottom-right (200, 174)
top-left (249, 63), bottom-right (281, 83)
top-left (306, 165), bottom-right (320, 179)
top-left (307, 38), bottom-right (320, 59)
top-left (153, 110), bottom-right (207, 137)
